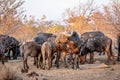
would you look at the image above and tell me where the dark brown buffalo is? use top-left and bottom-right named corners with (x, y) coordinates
top-left (80, 31), bottom-right (104, 42)
top-left (117, 33), bottom-right (120, 61)
top-left (21, 41), bottom-right (41, 73)
top-left (55, 31), bottom-right (82, 69)
top-left (0, 35), bottom-right (20, 59)
top-left (81, 31), bottom-right (105, 56)
top-left (79, 36), bottom-right (115, 65)
top-left (41, 37), bottom-right (56, 70)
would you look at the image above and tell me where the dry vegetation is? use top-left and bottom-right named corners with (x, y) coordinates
top-left (0, 65), bottom-right (24, 80)
top-left (0, 0), bottom-right (120, 41)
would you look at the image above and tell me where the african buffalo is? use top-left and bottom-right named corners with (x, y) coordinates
top-left (79, 36), bottom-right (115, 65)
top-left (21, 41), bottom-right (41, 73)
top-left (41, 37), bottom-right (56, 70)
top-left (81, 31), bottom-right (105, 56)
top-left (0, 35), bottom-right (20, 59)
top-left (55, 31), bottom-right (82, 69)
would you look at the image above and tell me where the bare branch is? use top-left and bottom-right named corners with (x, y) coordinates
top-left (0, 0), bottom-right (25, 35)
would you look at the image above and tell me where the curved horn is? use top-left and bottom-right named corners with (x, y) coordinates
top-left (62, 31), bottom-right (73, 37)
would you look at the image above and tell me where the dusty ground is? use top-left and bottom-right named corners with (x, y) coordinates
top-left (0, 54), bottom-right (120, 80)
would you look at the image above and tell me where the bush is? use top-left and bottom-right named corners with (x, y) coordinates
top-left (0, 65), bottom-right (24, 80)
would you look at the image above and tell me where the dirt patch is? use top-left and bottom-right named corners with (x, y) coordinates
top-left (0, 54), bottom-right (120, 80)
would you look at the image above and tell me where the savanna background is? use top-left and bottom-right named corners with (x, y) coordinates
top-left (0, 0), bottom-right (120, 80)
top-left (0, 0), bottom-right (120, 42)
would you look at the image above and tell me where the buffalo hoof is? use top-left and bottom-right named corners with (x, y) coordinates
top-left (21, 68), bottom-right (28, 73)
top-left (26, 66), bottom-right (29, 69)
top-left (72, 65), bottom-right (78, 70)
top-left (72, 67), bottom-right (77, 70)
top-left (105, 61), bottom-right (110, 65)
top-left (33, 62), bottom-right (36, 66)
top-left (13, 56), bottom-right (17, 59)
top-left (25, 69), bottom-right (28, 73)
top-left (89, 61), bottom-right (93, 64)
top-left (65, 65), bottom-right (69, 69)
top-left (54, 61), bottom-right (57, 65)
top-left (37, 65), bottom-right (39, 68)
top-left (39, 65), bottom-right (43, 69)
top-left (72, 66), bottom-right (74, 69)
top-left (56, 65), bottom-right (59, 68)
top-left (117, 58), bottom-right (120, 61)
top-left (21, 68), bottom-right (25, 73)
top-left (42, 66), bottom-right (45, 70)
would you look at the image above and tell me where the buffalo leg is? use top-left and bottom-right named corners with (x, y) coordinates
top-left (117, 40), bottom-right (120, 61)
top-left (62, 52), bottom-right (68, 68)
top-left (72, 54), bottom-right (79, 69)
top-left (35, 57), bottom-right (39, 68)
top-left (106, 51), bottom-right (111, 64)
top-left (12, 48), bottom-right (17, 59)
top-left (7, 50), bottom-right (11, 60)
top-left (48, 56), bottom-right (52, 70)
top-left (42, 58), bottom-right (46, 69)
top-left (22, 57), bottom-right (28, 73)
top-left (42, 53), bottom-right (46, 70)
top-left (33, 57), bottom-right (36, 65)
top-left (110, 51), bottom-right (115, 65)
top-left (24, 56), bottom-right (29, 70)
top-left (38, 54), bottom-right (42, 68)
top-left (76, 54), bottom-right (79, 69)
top-left (1, 56), bottom-right (5, 65)
top-left (85, 55), bottom-right (88, 63)
top-left (80, 55), bottom-right (86, 64)
top-left (90, 53), bottom-right (94, 64)
top-left (41, 47), bottom-right (46, 69)
top-left (117, 49), bottom-right (120, 61)
top-left (56, 50), bottom-right (60, 68)
top-left (69, 54), bottom-right (73, 65)
top-left (72, 54), bottom-right (75, 69)
top-left (23, 58), bottom-right (26, 70)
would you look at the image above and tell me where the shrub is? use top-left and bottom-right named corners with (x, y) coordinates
top-left (0, 65), bottom-right (24, 80)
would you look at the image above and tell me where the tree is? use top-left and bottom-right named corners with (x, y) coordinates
top-left (103, 0), bottom-right (120, 32)
top-left (36, 15), bottom-right (54, 33)
top-left (63, 0), bottom-right (98, 34)
top-left (46, 24), bottom-right (65, 33)
top-left (0, 0), bottom-right (25, 35)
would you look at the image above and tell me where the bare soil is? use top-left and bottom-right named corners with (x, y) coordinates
top-left (0, 54), bottom-right (120, 80)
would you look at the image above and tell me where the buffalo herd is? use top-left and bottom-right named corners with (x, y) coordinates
top-left (0, 31), bottom-right (119, 73)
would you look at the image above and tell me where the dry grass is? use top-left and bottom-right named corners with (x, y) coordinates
top-left (0, 65), bottom-right (24, 80)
